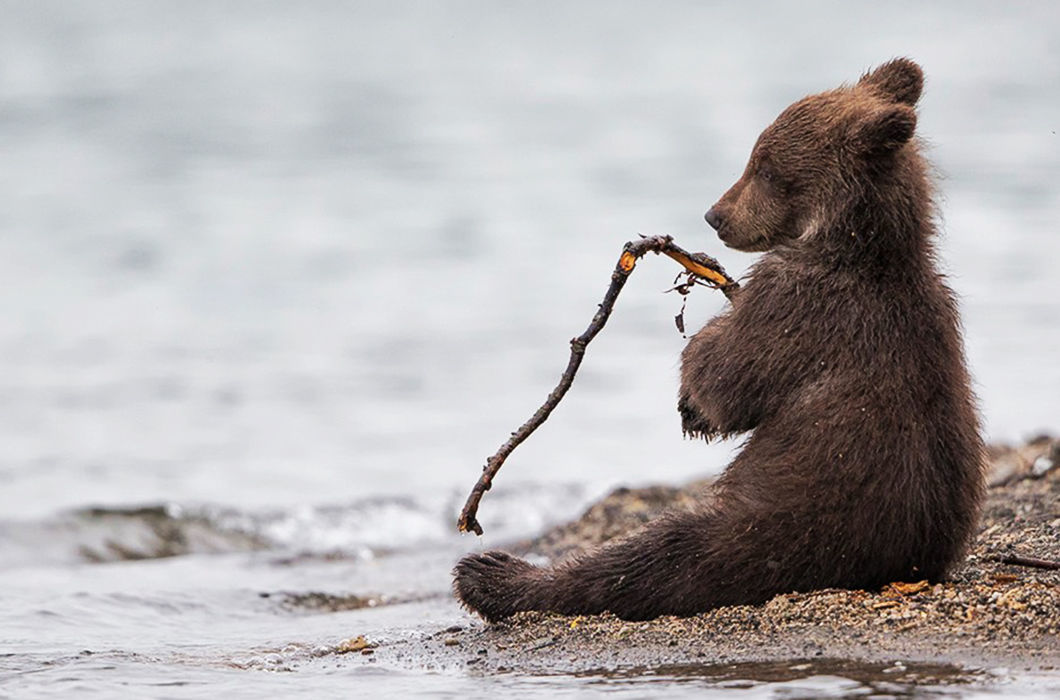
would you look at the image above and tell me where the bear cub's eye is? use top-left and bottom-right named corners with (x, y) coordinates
top-left (757, 164), bottom-right (782, 189)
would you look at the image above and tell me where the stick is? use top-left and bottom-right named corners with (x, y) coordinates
top-left (997, 554), bottom-right (1060, 571)
top-left (457, 235), bottom-right (738, 535)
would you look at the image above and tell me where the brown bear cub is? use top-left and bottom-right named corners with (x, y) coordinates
top-left (453, 58), bottom-right (985, 622)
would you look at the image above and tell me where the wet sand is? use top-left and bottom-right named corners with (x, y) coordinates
top-left (347, 436), bottom-right (1060, 675)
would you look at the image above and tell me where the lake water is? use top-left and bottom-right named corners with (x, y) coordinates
top-left (1, 2), bottom-right (1058, 697)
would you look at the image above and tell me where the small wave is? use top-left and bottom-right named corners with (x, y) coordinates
top-left (0, 503), bottom-right (265, 567)
top-left (0, 481), bottom-right (592, 568)
top-left (0, 498), bottom-right (443, 567)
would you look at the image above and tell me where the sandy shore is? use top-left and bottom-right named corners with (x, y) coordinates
top-left (346, 436), bottom-right (1060, 675)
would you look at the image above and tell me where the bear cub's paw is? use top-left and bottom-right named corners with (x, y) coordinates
top-left (452, 550), bottom-right (538, 622)
top-left (679, 394), bottom-right (718, 440)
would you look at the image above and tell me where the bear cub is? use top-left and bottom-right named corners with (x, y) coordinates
top-left (454, 58), bottom-right (985, 622)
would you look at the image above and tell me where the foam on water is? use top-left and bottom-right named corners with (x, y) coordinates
top-left (0, 481), bottom-right (592, 567)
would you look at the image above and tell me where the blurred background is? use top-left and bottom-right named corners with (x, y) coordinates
top-left (0, 1), bottom-right (1057, 694)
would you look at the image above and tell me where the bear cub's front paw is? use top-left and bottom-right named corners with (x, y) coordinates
top-left (679, 394), bottom-right (718, 440)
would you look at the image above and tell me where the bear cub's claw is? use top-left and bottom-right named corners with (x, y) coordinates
top-left (679, 395), bottom-right (717, 440)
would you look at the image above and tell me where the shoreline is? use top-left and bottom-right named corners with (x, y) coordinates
top-left (345, 436), bottom-right (1059, 677)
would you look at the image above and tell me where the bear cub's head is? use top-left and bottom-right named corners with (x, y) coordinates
top-left (705, 58), bottom-right (924, 252)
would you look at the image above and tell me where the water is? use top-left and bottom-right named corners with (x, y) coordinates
top-left (1, 2), bottom-right (1058, 696)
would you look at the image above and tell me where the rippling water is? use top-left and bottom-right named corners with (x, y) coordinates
top-left (1, 2), bottom-right (1058, 696)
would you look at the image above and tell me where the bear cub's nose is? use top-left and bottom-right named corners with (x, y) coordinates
top-left (704, 207), bottom-right (724, 231)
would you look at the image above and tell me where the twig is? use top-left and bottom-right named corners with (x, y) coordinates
top-left (997, 554), bottom-right (1060, 571)
top-left (457, 235), bottom-right (738, 535)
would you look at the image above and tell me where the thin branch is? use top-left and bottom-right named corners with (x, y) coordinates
top-left (457, 235), bottom-right (738, 535)
top-left (997, 554), bottom-right (1060, 571)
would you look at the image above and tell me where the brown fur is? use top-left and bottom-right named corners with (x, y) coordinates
top-left (453, 59), bottom-right (985, 622)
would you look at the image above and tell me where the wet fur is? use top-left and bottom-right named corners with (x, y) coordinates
top-left (454, 59), bottom-right (985, 622)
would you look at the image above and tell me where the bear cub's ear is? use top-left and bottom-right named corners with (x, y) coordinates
top-left (853, 104), bottom-right (917, 155)
top-left (858, 58), bottom-right (924, 106)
